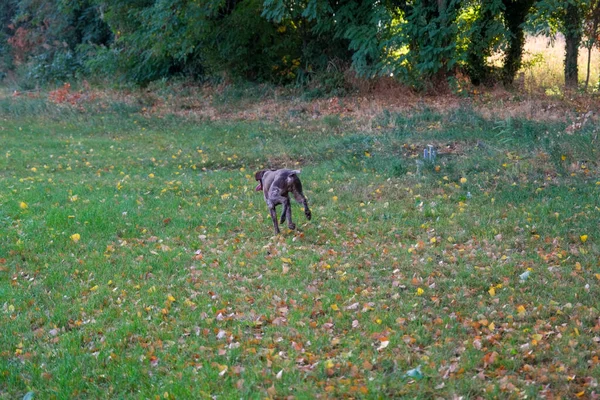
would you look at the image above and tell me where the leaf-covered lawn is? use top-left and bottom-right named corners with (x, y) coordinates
top-left (1, 98), bottom-right (600, 399)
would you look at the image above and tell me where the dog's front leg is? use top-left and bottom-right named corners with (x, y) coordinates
top-left (269, 206), bottom-right (280, 234)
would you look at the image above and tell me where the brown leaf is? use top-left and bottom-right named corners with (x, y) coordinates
top-left (482, 351), bottom-right (498, 368)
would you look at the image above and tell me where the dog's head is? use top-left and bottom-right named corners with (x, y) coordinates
top-left (254, 170), bottom-right (266, 191)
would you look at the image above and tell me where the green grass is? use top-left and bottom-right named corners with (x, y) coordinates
top-left (1, 96), bottom-right (600, 399)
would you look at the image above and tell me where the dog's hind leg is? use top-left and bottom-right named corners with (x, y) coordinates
top-left (269, 205), bottom-right (280, 234)
top-left (283, 198), bottom-right (295, 230)
top-left (290, 176), bottom-right (311, 221)
top-left (280, 202), bottom-right (287, 224)
top-left (292, 189), bottom-right (311, 220)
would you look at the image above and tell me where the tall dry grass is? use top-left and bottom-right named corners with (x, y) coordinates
top-left (522, 34), bottom-right (600, 93)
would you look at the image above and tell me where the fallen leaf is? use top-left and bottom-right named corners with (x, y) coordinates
top-left (377, 340), bottom-right (389, 351)
top-left (482, 351), bottom-right (498, 368)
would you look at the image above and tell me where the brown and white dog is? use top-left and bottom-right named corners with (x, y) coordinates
top-left (255, 169), bottom-right (312, 234)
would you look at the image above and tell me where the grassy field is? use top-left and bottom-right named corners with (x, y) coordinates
top-left (1, 93), bottom-right (600, 399)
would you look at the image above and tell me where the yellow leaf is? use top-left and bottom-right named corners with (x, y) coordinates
top-left (460, 177), bottom-right (467, 184)
top-left (430, 237), bottom-right (436, 243)
top-left (19, 202), bottom-right (28, 209)
top-left (517, 305), bottom-right (526, 314)
top-left (488, 322), bottom-right (495, 331)
top-left (331, 304), bottom-right (339, 311)
top-left (324, 359), bottom-right (334, 369)
top-left (280, 257), bottom-right (292, 264)
top-left (332, 196), bottom-right (338, 201)
top-left (70, 233), bottom-right (81, 243)
top-left (364, 151), bottom-right (371, 158)
top-left (184, 299), bottom-right (196, 307)
top-left (416, 287), bottom-right (424, 296)
top-left (148, 173), bottom-right (155, 178)
top-left (576, 391), bottom-right (585, 398)
top-left (580, 235), bottom-right (588, 243)
top-left (167, 294), bottom-right (176, 302)
top-left (488, 287), bottom-right (496, 296)
top-left (90, 285), bottom-right (98, 291)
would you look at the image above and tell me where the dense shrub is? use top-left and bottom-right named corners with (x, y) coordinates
top-left (0, 0), bottom-right (597, 89)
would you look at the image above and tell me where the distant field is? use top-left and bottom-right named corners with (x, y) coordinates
top-left (1, 94), bottom-right (599, 399)
top-left (523, 34), bottom-right (600, 92)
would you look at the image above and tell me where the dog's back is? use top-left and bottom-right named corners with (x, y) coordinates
top-left (261, 169), bottom-right (301, 203)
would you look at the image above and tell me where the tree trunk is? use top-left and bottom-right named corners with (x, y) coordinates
top-left (584, 0), bottom-right (600, 91)
top-left (501, 0), bottom-right (535, 85)
top-left (564, 2), bottom-right (581, 88)
top-left (585, 45), bottom-right (592, 90)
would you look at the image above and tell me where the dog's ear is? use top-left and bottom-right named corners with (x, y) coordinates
top-left (255, 170), bottom-right (266, 181)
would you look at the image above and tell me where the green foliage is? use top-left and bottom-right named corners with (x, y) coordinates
top-left (462, 0), bottom-right (506, 85)
top-left (0, 0), bottom-right (17, 77)
top-left (93, 0), bottom-right (309, 85)
top-left (2, 0), bottom-right (111, 85)
top-left (389, 0), bottom-right (462, 86)
top-left (0, 0), bottom-right (596, 88)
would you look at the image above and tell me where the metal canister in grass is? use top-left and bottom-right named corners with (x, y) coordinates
top-left (423, 144), bottom-right (437, 162)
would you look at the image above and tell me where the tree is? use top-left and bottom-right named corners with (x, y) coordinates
top-left (564, 0), bottom-right (582, 87)
top-left (464, 0), bottom-right (506, 85)
top-left (582, 0), bottom-right (600, 90)
top-left (2, 0), bottom-right (111, 83)
top-left (501, 0), bottom-right (536, 85)
top-left (0, 0), bottom-right (18, 74)
top-left (530, 0), bottom-right (591, 88)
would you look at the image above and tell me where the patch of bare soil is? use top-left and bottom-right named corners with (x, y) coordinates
top-left (142, 79), bottom-right (599, 131)
top-left (10, 78), bottom-right (599, 132)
